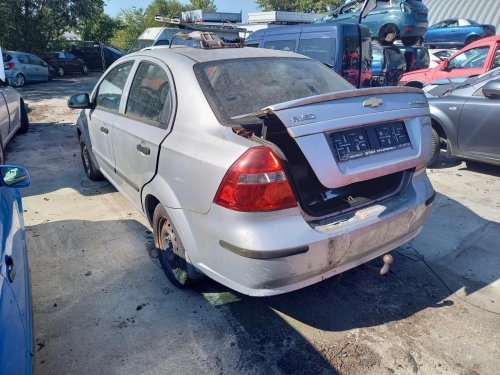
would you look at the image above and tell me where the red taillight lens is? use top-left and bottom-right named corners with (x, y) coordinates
top-left (4, 63), bottom-right (14, 70)
top-left (214, 146), bottom-right (297, 212)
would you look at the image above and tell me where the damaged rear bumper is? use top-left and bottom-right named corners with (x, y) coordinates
top-left (175, 169), bottom-right (434, 296)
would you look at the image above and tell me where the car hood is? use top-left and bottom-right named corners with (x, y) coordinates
top-left (401, 66), bottom-right (438, 82)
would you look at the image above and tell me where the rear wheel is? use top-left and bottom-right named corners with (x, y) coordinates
top-left (17, 102), bottom-right (29, 134)
top-left (154, 204), bottom-right (198, 288)
top-left (79, 134), bottom-right (103, 180)
top-left (428, 127), bottom-right (441, 167)
top-left (15, 74), bottom-right (25, 87)
top-left (379, 24), bottom-right (398, 43)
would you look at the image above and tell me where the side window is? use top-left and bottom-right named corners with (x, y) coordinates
top-left (126, 62), bottom-right (170, 124)
top-left (65, 52), bottom-right (77, 60)
top-left (449, 47), bottom-right (489, 69)
top-left (29, 55), bottom-right (44, 66)
top-left (96, 62), bottom-right (134, 111)
top-left (297, 38), bottom-right (335, 67)
top-left (16, 55), bottom-right (28, 64)
top-left (263, 39), bottom-right (296, 52)
top-left (341, 1), bottom-right (363, 14)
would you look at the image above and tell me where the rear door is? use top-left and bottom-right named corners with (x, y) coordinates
top-left (88, 61), bottom-right (134, 179)
top-left (28, 54), bottom-right (49, 81)
top-left (458, 80), bottom-right (500, 161)
top-left (64, 52), bottom-right (80, 72)
top-left (0, 273), bottom-right (27, 374)
top-left (111, 59), bottom-right (175, 208)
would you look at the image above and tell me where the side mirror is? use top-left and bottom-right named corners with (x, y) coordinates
top-left (483, 79), bottom-right (500, 99)
top-left (68, 93), bottom-right (92, 109)
top-left (440, 59), bottom-right (449, 71)
top-left (0, 165), bottom-right (30, 188)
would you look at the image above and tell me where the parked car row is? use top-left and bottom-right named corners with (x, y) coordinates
top-left (2, 44), bottom-right (124, 87)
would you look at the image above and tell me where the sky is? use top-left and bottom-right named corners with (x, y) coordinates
top-left (104, 0), bottom-right (260, 22)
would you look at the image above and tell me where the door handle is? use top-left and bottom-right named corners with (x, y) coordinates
top-left (137, 144), bottom-right (150, 155)
top-left (100, 126), bottom-right (109, 134)
top-left (5, 255), bottom-right (16, 282)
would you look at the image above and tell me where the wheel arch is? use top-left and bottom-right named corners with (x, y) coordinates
top-left (405, 80), bottom-right (425, 88)
top-left (379, 23), bottom-right (400, 39)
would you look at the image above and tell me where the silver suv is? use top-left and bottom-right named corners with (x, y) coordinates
top-left (69, 36), bottom-right (435, 296)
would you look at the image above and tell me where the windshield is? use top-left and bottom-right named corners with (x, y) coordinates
top-left (128, 39), bottom-right (155, 53)
top-left (195, 57), bottom-right (354, 124)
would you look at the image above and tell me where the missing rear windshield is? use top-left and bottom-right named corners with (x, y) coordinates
top-left (194, 57), bottom-right (354, 125)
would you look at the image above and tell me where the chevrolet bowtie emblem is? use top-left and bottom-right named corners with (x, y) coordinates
top-left (363, 97), bottom-right (383, 108)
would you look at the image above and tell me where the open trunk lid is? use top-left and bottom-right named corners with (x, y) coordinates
top-left (259, 86), bottom-right (432, 189)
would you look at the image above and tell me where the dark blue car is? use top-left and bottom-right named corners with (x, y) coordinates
top-left (423, 18), bottom-right (495, 48)
top-left (0, 165), bottom-right (33, 375)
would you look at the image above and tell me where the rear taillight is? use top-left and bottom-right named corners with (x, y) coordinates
top-left (4, 63), bottom-right (14, 70)
top-left (214, 146), bottom-right (297, 212)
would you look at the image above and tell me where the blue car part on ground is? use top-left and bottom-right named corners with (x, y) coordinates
top-left (0, 164), bottom-right (33, 375)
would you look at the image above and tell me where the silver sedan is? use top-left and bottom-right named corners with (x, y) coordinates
top-left (0, 81), bottom-right (29, 163)
top-left (69, 35), bottom-right (435, 296)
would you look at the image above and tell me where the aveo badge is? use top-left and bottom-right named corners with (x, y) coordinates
top-left (291, 114), bottom-right (317, 123)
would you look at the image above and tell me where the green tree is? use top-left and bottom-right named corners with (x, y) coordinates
top-left (111, 0), bottom-right (218, 50)
top-left (0, 0), bottom-right (104, 53)
top-left (80, 13), bottom-right (121, 43)
top-left (256, 0), bottom-right (341, 13)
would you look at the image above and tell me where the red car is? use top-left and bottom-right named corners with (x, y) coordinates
top-left (399, 35), bottom-right (500, 88)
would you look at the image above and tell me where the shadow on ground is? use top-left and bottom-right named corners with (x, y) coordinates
top-left (16, 74), bottom-right (100, 102)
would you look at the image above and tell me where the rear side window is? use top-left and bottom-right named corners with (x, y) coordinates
top-left (195, 57), bottom-right (353, 124)
top-left (96, 62), bottom-right (134, 111)
top-left (263, 40), bottom-right (296, 52)
top-left (2, 53), bottom-right (12, 62)
top-left (297, 38), bottom-right (335, 67)
top-left (28, 55), bottom-right (45, 66)
top-left (126, 62), bottom-right (170, 124)
top-left (16, 55), bottom-right (29, 64)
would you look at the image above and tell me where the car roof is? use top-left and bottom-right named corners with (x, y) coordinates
top-left (128, 46), bottom-right (309, 63)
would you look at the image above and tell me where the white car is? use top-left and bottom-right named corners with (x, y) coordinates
top-left (0, 79), bottom-right (29, 163)
top-left (69, 33), bottom-right (435, 296)
top-left (428, 48), bottom-right (455, 68)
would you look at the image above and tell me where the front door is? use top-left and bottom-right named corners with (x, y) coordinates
top-left (111, 60), bottom-right (174, 209)
top-left (458, 81), bottom-right (500, 161)
top-left (433, 45), bottom-right (491, 81)
top-left (88, 61), bottom-right (134, 178)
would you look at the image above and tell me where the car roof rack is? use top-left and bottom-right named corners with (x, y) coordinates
top-left (170, 31), bottom-right (244, 49)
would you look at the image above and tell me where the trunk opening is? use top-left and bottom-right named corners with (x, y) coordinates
top-left (233, 115), bottom-right (411, 220)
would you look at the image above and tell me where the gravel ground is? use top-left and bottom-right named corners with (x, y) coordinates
top-left (5, 74), bottom-right (499, 375)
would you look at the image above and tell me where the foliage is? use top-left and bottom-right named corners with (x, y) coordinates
top-left (256, 0), bottom-right (342, 13)
top-left (79, 13), bottom-right (121, 43)
top-left (111, 0), bottom-right (218, 50)
top-left (0, 0), bottom-right (104, 53)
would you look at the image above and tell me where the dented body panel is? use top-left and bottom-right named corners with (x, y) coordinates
top-left (173, 169), bottom-right (433, 296)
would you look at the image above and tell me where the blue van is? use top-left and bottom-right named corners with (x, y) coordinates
top-left (245, 23), bottom-right (372, 88)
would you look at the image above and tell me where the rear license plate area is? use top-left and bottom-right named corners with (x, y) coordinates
top-left (330, 121), bottom-right (411, 162)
